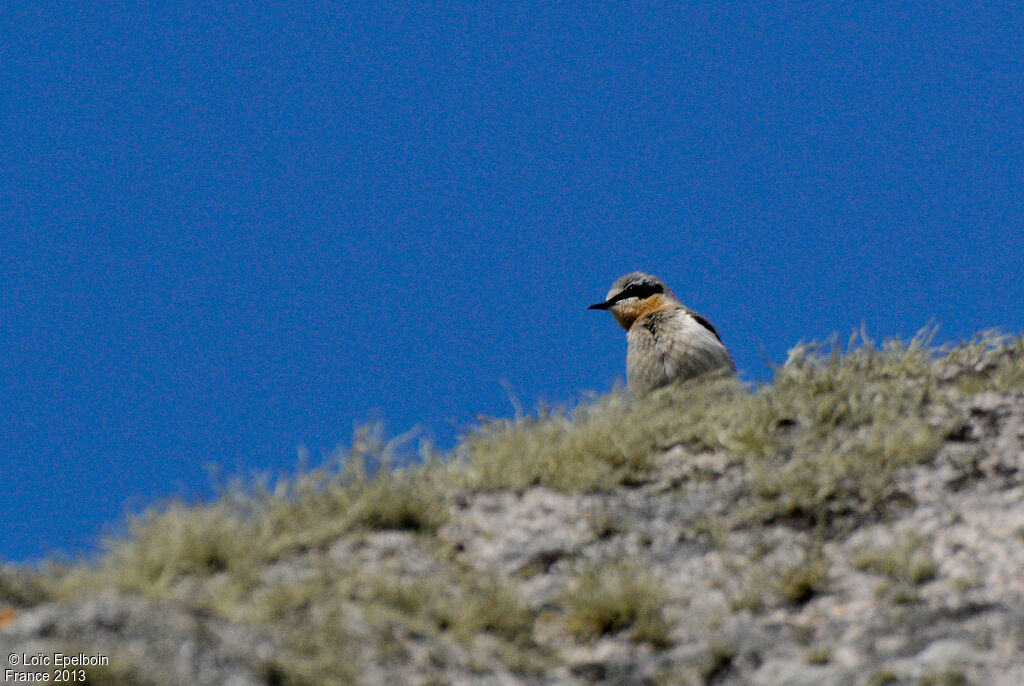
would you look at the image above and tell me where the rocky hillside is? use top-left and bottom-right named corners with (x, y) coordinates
top-left (2, 332), bottom-right (1023, 685)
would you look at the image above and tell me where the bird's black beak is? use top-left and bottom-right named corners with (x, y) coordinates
top-left (587, 301), bottom-right (612, 310)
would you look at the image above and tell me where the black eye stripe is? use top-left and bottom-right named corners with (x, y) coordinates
top-left (606, 282), bottom-right (663, 305)
top-left (623, 282), bottom-right (663, 299)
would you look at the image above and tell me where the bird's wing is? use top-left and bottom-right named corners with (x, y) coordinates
top-left (647, 308), bottom-right (734, 380)
top-left (681, 306), bottom-right (724, 344)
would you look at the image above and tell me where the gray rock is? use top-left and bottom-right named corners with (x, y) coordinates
top-left (1, 591), bottom-right (278, 686)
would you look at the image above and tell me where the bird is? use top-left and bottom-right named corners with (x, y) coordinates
top-left (588, 271), bottom-right (734, 392)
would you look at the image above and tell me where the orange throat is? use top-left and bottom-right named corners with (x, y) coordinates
top-left (611, 294), bottom-right (673, 330)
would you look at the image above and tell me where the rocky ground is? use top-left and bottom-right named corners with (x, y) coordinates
top-left (2, 388), bottom-right (1023, 685)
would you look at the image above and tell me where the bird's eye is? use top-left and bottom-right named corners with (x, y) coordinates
top-left (623, 282), bottom-right (663, 299)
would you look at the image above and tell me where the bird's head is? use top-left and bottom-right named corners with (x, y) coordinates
top-left (587, 272), bottom-right (677, 330)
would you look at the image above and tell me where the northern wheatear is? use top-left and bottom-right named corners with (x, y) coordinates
top-left (588, 272), bottom-right (734, 392)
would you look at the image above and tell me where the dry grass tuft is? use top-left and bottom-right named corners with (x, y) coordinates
top-left (460, 373), bottom-right (745, 493)
top-left (461, 330), bottom-right (1023, 532)
top-left (562, 561), bottom-right (671, 646)
top-left (853, 536), bottom-right (937, 585)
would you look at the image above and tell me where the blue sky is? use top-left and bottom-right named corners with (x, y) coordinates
top-left (2, 2), bottom-right (1022, 563)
